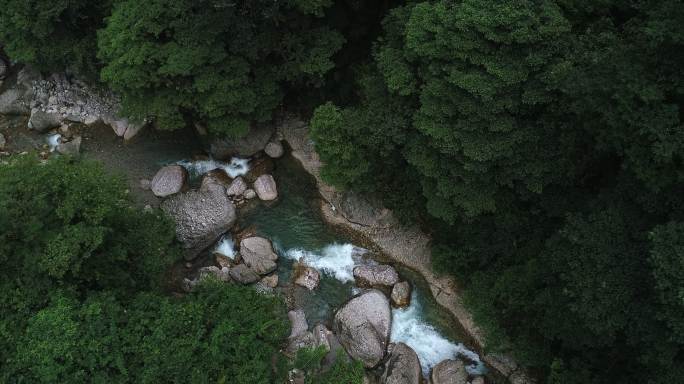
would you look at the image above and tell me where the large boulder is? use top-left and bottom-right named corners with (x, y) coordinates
top-left (431, 359), bottom-right (468, 384)
top-left (265, 141), bottom-right (284, 158)
top-left (391, 281), bottom-right (411, 308)
top-left (56, 136), bottom-right (81, 156)
top-left (229, 264), bottom-right (260, 284)
top-left (254, 174), bottom-right (278, 201)
top-left (161, 184), bottom-right (236, 259)
top-left (333, 289), bottom-right (391, 368)
top-left (151, 165), bottom-right (188, 197)
top-left (294, 265), bottom-right (320, 290)
top-left (381, 343), bottom-right (421, 384)
top-left (353, 265), bottom-right (399, 288)
top-left (240, 237), bottom-right (278, 274)
top-left (209, 123), bottom-right (274, 159)
top-left (288, 309), bottom-right (309, 339)
top-left (226, 176), bottom-right (248, 196)
top-left (28, 109), bottom-right (62, 132)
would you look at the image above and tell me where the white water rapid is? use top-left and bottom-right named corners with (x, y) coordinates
top-left (284, 243), bottom-right (358, 282)
top-left (391, 292), bottom-right (486, 376)
top-left (214, 235), bottom-right (236, 259)
top-left (46, 133), bottom-right (61, 152)
top-left (177, 157), bottom-right (250, 178)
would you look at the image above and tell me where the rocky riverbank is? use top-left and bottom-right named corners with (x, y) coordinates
top-left (277, 115), bottom-right (535, 384)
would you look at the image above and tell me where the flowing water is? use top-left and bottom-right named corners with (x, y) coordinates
top-left (234, 155), bottom-right (488, 377)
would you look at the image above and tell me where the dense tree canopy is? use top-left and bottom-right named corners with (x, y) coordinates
top-left (97, 0), bottom-right (344, 136)
top-left (310, 0), bottom-right (684, 382)
top-left (0, 157), bottom-right (293, 383)
top-left (0, 0), bottom-right (111, 75)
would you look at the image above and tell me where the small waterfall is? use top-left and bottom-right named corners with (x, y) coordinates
top-left (284, 243), bottom-right (358, 282)
top-left (46, 134), bottom-right (61, 152)
top-left (214, 235), bottom-right (236, 259)
top-left (391, 292), bottom-right (486, 376)
top-left (177, 157), bottom-right (250, 178)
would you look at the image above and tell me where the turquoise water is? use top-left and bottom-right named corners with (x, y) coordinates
top-left (235, 154), bottom-right (490, 377)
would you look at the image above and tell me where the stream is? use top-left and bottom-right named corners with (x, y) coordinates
top-left (0, 113), bottom-right (492, 381)
top-left (190, 154), bottom-right (488, 377)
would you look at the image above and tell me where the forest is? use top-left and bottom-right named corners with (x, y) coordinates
top-left (1, 0), bottom-right (683, 383)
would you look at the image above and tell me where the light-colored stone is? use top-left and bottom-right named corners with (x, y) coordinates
top-left (294, 265), bottom-right (320, 290)
top-left (240, 237), bottom-right (278, 275)
top-left (229, 264), bottom-right (260, 284)
top-left (260, 274), bottom-right (279, 288)
top-left (56, 136), bottom-right (81, 156)
top-left (253, 174), bottom-right (278, 201)
top-left (471, 377), bottom-right (485, 384)
top-left (288, 309), bottom-right (309, 339)
top-left (431, 359), bottom-right (468, 384)
top-left (381, 343), bottom-right (421, 384)
top-left (312, 324), bottom-right (332, 351)
top-left (353, 264), bottom-right (399, 287)
top-left (151, 165), bottom-right (187, 197)
top-left (197, 266), bottom-right (231, 282)
top-left (244, 189), bottom-right (256, 199)
top-left (123, 121), bottom-right (144, 140)
top-left (226, 176), bottom-right (248, 196)
top-left (333, 289), bottom-right (391, 368)
top-left (391, 281), bottom-right (411, 308)
top-left (0, 88), bottom-right (28, 115)
top-left (28, 109), bottom-right (62, 132)
top-left (264, 141), bottom-right (284, 158)
top-left (161, 185), bottom-right (236, 259)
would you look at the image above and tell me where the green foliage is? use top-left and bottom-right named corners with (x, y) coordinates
top-left (283, 347), bottom-right (364, 384)
top-left (0, 0), bottom-right (111, 74)
top-left (0, 157), bottom-right (289, 383)
top-left (98, 0), bottom-right (344, 136)
top-left (311, 0), bottom-right (684, 382)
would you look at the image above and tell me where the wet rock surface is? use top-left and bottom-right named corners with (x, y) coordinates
top-left (151, 165), bottom-right (187, 197)
top-left (253, 174), bottom-right (278, 201)
top-left (240, 236), bottom-right (278, 274)
top-left (391, 281), bottom-right (411, 308)
top-left (161, 184), bottom-right (236, 259)
top-left (353, 264), bottom-right (399, 287)
top-left (381, 343), bottom-right (421, 384)
top-left (431, 359), bottom-right (468, 384)
top-left (333, 289), bottom-right (391, 368)
top-left (229, 264), bottom-right (260, 284)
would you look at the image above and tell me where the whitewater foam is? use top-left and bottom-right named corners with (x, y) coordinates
top-left (284, 243), bottom-right (357, 282)
top-left (214, 236), bottom-right (236, 259)
top-left (177, 157), bottom-right (250, 178)
top-left (46, 134), bottom-right (61, 152)
top-left (391, 292), bottom-right (486, 376)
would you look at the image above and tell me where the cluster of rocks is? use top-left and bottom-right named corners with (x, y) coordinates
top-left (146, 161), bottom-right (279, 209)
top-left (0, 64), bottom-right (143, 140)
top-left (182, 235), bottom-right (280, 291)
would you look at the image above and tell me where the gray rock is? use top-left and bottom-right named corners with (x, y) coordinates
top-left (313, 324), bottom-right (332, 351)
top-left (0, 88), bottom-right (28, 115)
top-left (28, 110), bottom-right (62, 132)
top-left (198, 266), bottom-right (231, 282)
top-left (288, 309), bottom-right (309, 339)
top-left (229, 264), bottom-right (260, 284)
top-left (353, 264), bottom-right (399, 288)
top-left (161, 185), bottom-right (236, 259)
top-left (226, 176), bottom-right (248, 196)
top-left (209, 123), bottom-right (274, 159)
top-left (431, 359), bottom-right (468, 384)
top-left (286, 331), bottom-right (317, 356)
top-left (260, 274), bottom-right (279, 288)
top-left (264, 141), bottom-right (284, 158)
top-left (244, 189), bottom-right (256, 199)
top-left (471, 377), bottom-right (485, 384)
top-left (56, 136), bottom-right (81, 156)
top-left (123, 121), bottom-right (144, 140)
top-left (240, 237), bottom-right (278, 275)
top-left (294, 265), bottom-right (320, 290)
top-left (253, 174), bottom-right (278, 201)
top-left (381, 343), bottom-right (421, 384)
top-left (151, 165), bottom-right (187, 198)
top-left (333, 289), bottom-right (391, 368)
top-left (0, 133), bottom-right (5, 150)
top-left (391, 281), bottom-right (411, 308)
